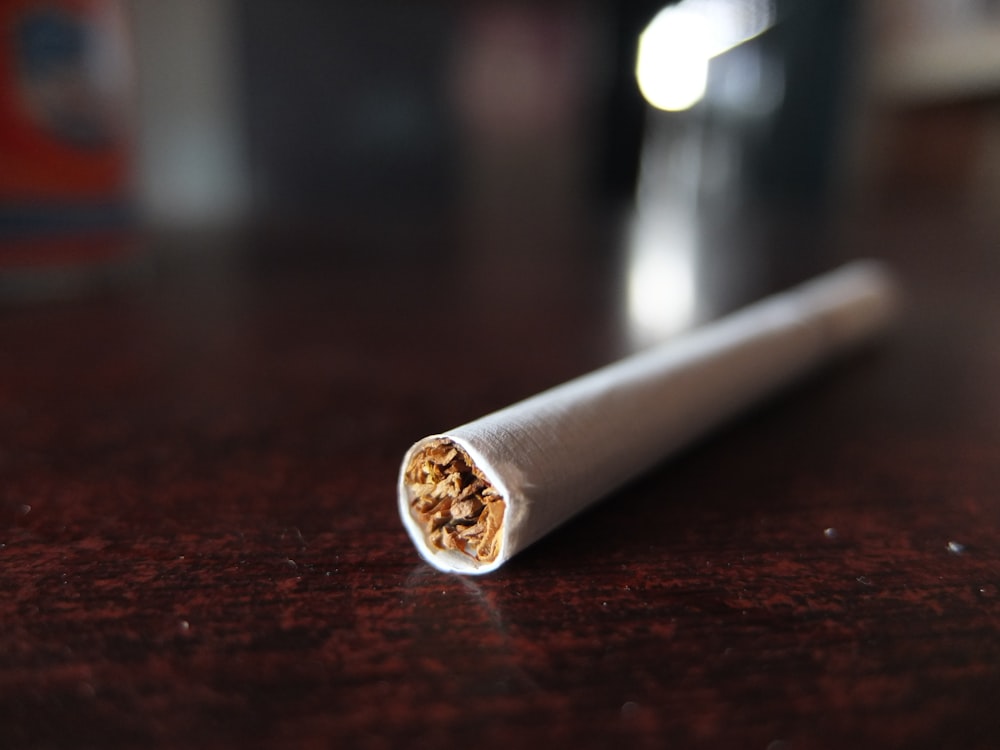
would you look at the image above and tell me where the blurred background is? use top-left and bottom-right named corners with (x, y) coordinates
top-left (2, 0), bottom-right (1000, 302)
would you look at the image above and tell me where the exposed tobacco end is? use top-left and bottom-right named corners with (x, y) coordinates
top-left (404, 438), bottom-right (505, 563)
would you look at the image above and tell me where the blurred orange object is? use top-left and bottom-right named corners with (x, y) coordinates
top-left (0, 0), bottom-right (133, 273)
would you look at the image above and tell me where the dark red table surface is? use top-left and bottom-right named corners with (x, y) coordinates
top-left (1, 194), bottom-right (999, 750)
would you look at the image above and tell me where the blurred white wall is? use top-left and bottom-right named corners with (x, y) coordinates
top-left (873, 0), bottom-right (1000, 103)
top-left (131, 0), bottom-right (249, 227)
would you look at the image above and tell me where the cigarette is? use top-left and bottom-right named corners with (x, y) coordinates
top-left (398, 260), bottom-right (898, 574)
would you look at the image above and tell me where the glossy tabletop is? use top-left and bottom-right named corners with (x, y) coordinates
top-left (2, 192), bottom-right (999, 749)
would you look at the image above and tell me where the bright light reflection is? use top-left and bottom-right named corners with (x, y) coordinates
top-left (636, 0), bottom-right (775, 112)
top-left (626, 207), bottom-right (698, 345)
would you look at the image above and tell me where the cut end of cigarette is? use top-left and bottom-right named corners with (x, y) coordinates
top-left (403, 438), bottom-right (506, 565)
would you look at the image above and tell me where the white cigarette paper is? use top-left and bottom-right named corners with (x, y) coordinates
top-left (398, 260), bottom-right (898, 574)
